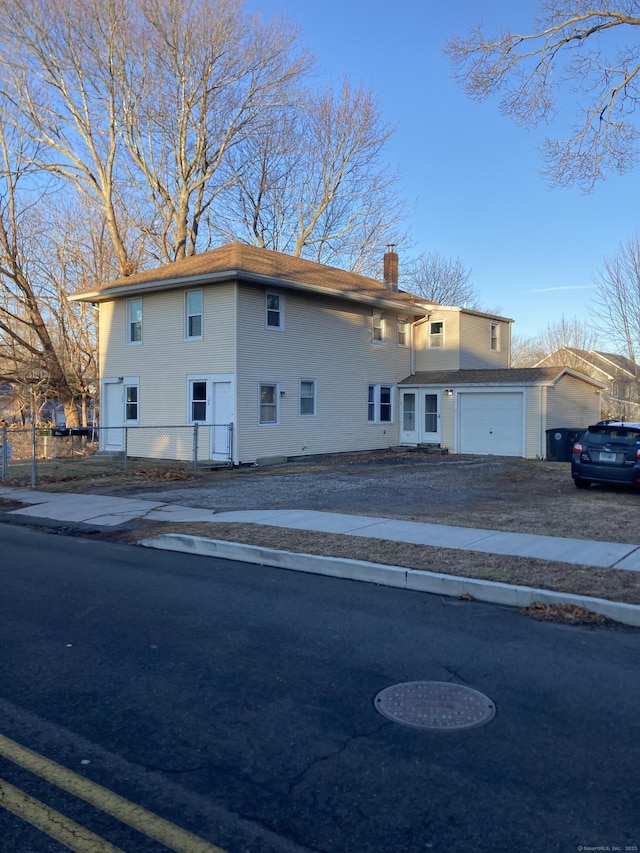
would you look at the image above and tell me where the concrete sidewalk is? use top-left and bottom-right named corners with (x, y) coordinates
top-left (2, 485), bottom-right (640, 627)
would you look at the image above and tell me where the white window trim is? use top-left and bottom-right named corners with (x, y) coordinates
top-left (126, 297), bottom-right (142, 345)
top-left (299, 379), bottom-right (317, 417)
top-left (259, 382), bottom-right (279, 425)
top-left (266, 291), bottom-right (285, 331)
top-left (490, 322), bottom-right (500, 351)
top-left (124, 381), bottom-right (140, 424)
top-left (185, 289), bottom-right (203, 340)
top-left (367, 383), bottom-right (394, 424)
top-left (397, 317), bottom-right (408, 347)
top-left (428, 319), bottom-right (444, 349)
top-left (187, 374), bottom-right (211, 424)
top-left (372, 310), bottom-right (386, 343)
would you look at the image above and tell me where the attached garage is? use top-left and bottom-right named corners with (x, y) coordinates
top-left (398, 368), bottom-right (603, 459)
top-left (458, 391), bottom-right (524, 456)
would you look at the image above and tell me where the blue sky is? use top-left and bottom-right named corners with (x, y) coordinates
top-left (250, 0), bottom-right (638, 345)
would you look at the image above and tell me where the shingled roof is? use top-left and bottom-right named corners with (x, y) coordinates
top-left (399, 368), bottom-right (605, 387)
top-left (72, 241), bottom-right (428, 314)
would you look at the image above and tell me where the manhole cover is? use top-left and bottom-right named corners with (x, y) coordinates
top-left (374, 681), bottom-right (495, 731)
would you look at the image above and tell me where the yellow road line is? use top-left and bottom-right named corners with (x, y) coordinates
top-left (1, 777), bottom-right (126, 852)
top-left (0, 733), bottom-right (228, 853)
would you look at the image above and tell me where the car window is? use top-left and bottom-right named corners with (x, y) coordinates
top-left (587, 428), bottom-right (640, 446)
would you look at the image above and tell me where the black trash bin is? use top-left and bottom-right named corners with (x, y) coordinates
top-left (546, 427), bottom-right (584, 462)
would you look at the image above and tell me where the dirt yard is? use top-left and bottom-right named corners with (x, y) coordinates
top-left (3, 450), bottom-right (640, 610)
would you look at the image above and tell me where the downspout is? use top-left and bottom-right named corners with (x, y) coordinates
top-left (410, 314), bottom-right (430, 375)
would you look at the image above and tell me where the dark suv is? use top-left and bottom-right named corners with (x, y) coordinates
top-left (571, 421), bottom-right (640, 489)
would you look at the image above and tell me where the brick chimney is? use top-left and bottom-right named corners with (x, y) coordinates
top-left (383, 245), bottom-right (398, 290)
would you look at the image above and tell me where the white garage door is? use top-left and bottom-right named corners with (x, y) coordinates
top-left (458, 392), bottom-right (524, 456)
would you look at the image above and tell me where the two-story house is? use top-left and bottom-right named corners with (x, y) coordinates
top-left (71, 242), bottom-right (602, 463)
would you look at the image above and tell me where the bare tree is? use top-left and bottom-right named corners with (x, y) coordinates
top-left (0, 0), bottom-right (311, 268)
top-left (594, 236), bottom-right (640, 361)
top-left (0, 119), bottom-right (82, 425)
top-left (510, 333), bottom-right (547, 367)
top-left (446, 3), bottom-right (640, 190)
top-left (217, 78), bottom-right (406, 273)
top-left (403, 250), bottom-right (480, 307)
top-left (512, 315), bottom-right (601, 366)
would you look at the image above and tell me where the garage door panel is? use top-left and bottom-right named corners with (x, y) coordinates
top-left (459, 392), bottom-right (524, 456)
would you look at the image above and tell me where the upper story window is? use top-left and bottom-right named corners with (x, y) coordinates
top-left (428, 320), bottom-right (443, 348)
top-left (127, 298), bottom-right (142, 344)
top-left (490, 322), bottom-right (500, 351)
top-left (299, 380), bottom-right (316, 416)
top-left (397, 318), bottom-right (408, 346)
top-left (372, 310), bottom-right (385, 343)
top-left (185, 290), bottom-right (203, 339)
top-left (266, 292), bottom-right (284, 330)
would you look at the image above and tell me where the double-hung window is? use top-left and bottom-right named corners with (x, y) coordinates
top-left (259, 383), bottom-right (278, 424)
top-left (124, 383), bottom-right (139, 422)
top-left (299, 380), bottom-right (316, 416)
top-left (127, 298), bottom-right (142, 344)
top-left (367, 384), bottom-right (393, 423)
top-left (372, 311), bottom-right (385, 343)
top-left (189, 380), bottom-right (208, 422)
top-left (266, 292), bottom-right (283, 329)
top-left (490, 322), bottom-right (499, 351)
top-left (186, 290), bottom-right (203, 339)
top-left (428, 320), bottom-right (443, 348)
top-left (397, 318), bottom-right (408, 346)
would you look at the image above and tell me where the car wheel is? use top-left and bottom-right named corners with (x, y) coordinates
top-left (574, 477), bottom-right (591, 489)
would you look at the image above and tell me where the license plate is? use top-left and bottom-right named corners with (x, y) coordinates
top-left (599, 451), bottom-right (616, 462)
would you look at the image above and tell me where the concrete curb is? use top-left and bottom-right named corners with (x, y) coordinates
top-left (140, 533), bottom-right (640, 629)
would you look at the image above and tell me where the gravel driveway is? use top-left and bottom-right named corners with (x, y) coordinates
top-left (113, 451), bottom-right (640, 545)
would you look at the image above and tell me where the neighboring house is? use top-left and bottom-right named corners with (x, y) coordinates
top-left (71, 242), bottom-right (602, 462)
top-left (536, 347), bottom-right (640, 421)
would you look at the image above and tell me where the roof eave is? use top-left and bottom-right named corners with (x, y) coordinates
top-left (70, 268), bottom-right (425, 315)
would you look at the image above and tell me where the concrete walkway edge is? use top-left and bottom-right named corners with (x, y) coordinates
top-left (140, 533), bottom-right (640, 629)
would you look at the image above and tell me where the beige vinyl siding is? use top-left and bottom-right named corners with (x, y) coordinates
top-left (100, 284), bottom-right (236, 426)
top-left (524, 386), bottom-right (543, 459)
top-left (459, 314), bottom-right (510, 369)
top-left (547, 374), bottom-right (601, 431)
top-left (235, 285), bottom-right (412, 462)
top-left (414, 309), bottom-right (460, 371)
top-left (440, 390), bottom-right (455, 452)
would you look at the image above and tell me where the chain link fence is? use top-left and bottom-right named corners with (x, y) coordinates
top-left (0, 423), bottom-right (233, 487)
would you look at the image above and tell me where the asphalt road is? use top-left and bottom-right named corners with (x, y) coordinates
top-left (1, 521), bottom-right (639, 853)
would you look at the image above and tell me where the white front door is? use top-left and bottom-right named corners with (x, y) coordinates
top-left (400, 391), bottom-right (419, 444)
top-left (422, 392), bottom-right (441, 443)
top-left (102, 381), bottom-right (124, 451)
top-left (212, 380), bottom-right (233, 460)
